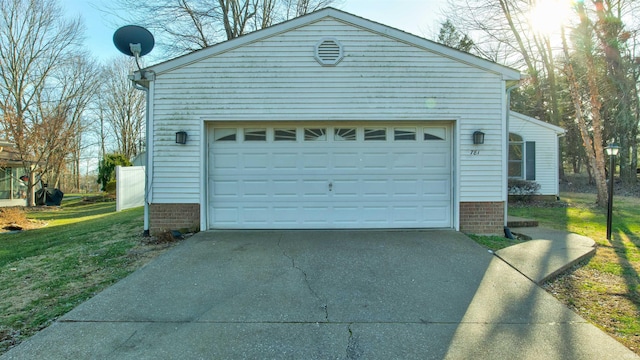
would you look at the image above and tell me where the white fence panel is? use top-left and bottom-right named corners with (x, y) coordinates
top-left (116, 166), bottom-right (145, 211)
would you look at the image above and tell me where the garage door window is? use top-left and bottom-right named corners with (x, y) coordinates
top-left (394, 128), bottom-right (416, 141)
top-left (364, 128), bottom-right (386, 141)
top-left (305, 128), bottom-right (327, 141)
top-left (244, 129), bottom-right (267, 141)
top-left (424, 127), bottom-right (446, 141)
top-left (275, 128), bottom-right (297, 141)
top-left (334, 128), bottom-right (357, 141)
top-left (215, 129), bottom-right (237, 141)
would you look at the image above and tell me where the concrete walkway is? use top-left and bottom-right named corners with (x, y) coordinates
top-left (497, 227), bottom-right (597, 284)
top-left (2, 229), bottom-right (636, 359)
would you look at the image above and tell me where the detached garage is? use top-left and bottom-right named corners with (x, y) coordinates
top-left (134, 8), bottom-right (521, 234)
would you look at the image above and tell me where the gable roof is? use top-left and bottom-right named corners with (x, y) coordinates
top-left (142, 7), bottom-right (521, 81)
top-left (510, 111), bottom-right (565, 134)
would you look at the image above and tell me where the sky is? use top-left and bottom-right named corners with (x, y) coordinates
top-left (60, 0), bottom-right (448, 63)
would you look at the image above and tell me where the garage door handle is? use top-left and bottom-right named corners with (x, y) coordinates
top-left (328, 182), bottom-right (333, 192)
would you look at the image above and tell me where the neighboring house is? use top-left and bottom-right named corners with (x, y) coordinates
top-left (134, 8), bottom-right (522, 235)
top-left (508, 111), bottom-right (565, 199)
top-left (0, 141), bottom-right (28, 207)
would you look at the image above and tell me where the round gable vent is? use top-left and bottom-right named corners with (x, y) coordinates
top-left (315, 38), bottom-right (344, 66)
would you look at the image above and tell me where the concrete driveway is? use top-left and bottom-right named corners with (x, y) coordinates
top-left (2, 230), bottom-right (637, 359)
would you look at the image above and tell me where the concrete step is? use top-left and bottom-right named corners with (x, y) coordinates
top-left (507, 216), bottom-right (539, 228)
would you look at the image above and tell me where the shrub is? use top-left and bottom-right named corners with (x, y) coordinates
top-left (508, 179), bottom-right (541, 201)
top-left (97, 153), bottom-right (132, 191)
top-left (0, 207), bottom-right (27, 226)
top-left (104, 180), bottom-right (117, 195)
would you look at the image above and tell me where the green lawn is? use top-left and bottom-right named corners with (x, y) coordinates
top-left (509, 192), bottom-right (640, 245)
top-left (0, 197), bottom-right (171, 353)
top-left (508, 192), bottom-right (640, 354)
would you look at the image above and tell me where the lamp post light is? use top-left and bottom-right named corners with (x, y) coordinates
top-left (605, 143), bottom-right (619, 240)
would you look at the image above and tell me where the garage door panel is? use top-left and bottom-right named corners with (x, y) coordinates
top-left (334, 152), bottom-right (361, 170)
top-left (392, 179), bottom-right (420, 196)
top-left (243, 153), bottom-right (270, 169)
top-left (392, 206), bottom-right (421, 224)
top-left (423, 205), bottom-right (451, 223)
top-left (333, 179), bottom-right (360, 197)
top-left (302, 153), bottom-right (330, 170)
top-left (272, 207), bottom-right (298, 225)
top-left (361, 153), bottom-right (389, 169)
top-left (361, 207), bottom-right (389, 224)
top-left (391, 152), bottom-right (421, 169)
top-left (273, 153), bottom-right (298, 169)
top-left (423, 152), bottom-right (449, 169)
top-left (302, 180), bottom-right (331, 197)
top-left (362, 180), bottom-right (390, 197)
top-left (209, 123), bottom-right (452, 229)
top-left (243, 207), bottom-right (271, 225)
top-left (301, 207), bottom-right (330, 225)
top-left (243, 180), bottom-right (270, 198)
top-left (333, 206), bottom-right (361, 225)
top-left (211, 179), bottom-right (238, 196)
top-left (212, 154), bottom-right (239, 170)
top-left (423, 180), bottom-right (450, 196)
top-left (272, 180), bottom-right (299, 197)
top-left (213, 207), bottom-right (238, 225)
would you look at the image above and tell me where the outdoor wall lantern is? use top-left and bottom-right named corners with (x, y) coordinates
top-left (175, 131), bottom-right (187, 145)
top-left (473, 131), bottom-right (485, 145)
top-left (605, 142), bottom-right (619, 240)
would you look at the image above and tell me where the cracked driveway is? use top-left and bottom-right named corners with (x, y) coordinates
top-left (3, 230), bottom-right (637, 359)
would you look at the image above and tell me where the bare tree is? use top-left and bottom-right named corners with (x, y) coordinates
top-left (445, 0), bottom-right (640, 204)
top-left (0, 0), bottom-right (87, 205)
top-left (107, 0), bottom-right (340, 55)
top-left (47, 56), bottom-right (101, 190)
top-left (281, 0), bottom-right (337, 18)
top-left (98, 57), bottom-right (146, 161)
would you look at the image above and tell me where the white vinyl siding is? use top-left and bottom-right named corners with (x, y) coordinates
top-left (508, 112), bottom-right (564, 196)
top-left (148, 15), bottom-right (514, 207)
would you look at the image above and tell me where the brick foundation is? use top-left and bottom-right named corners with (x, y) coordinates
top-left (149, 203), bottom-right (200, 235)
top-left (459, 201), bottom-right (504, 235)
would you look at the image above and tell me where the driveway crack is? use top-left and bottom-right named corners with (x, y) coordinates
top-left (346, 323), bottom-right (363, 360)
top-left (278, 234), bottom-right (329, 321)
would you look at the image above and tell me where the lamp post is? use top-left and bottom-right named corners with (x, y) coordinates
top-left (605, 143), bottom-right (619, 240)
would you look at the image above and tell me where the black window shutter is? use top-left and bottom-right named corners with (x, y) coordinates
top-left (526, 141), bottom-right (536, 180)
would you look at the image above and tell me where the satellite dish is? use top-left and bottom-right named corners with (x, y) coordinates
top-left (113, 25), bottom-right (155, 58)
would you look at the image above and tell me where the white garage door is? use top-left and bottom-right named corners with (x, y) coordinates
top-left (208, 123), bottom-right (453, 229)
